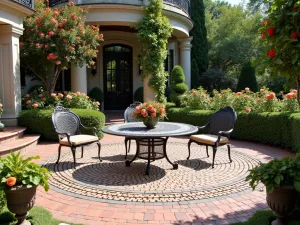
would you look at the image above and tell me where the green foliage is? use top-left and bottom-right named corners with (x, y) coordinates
top-left (230, 210), bottom-right (275, 225)
top-left (167, 108), bottom-right (300, 152)
top-left (170, 66), bottom-right (188, 106)
top-left (164, 86), bottom-right (172, 102)
top-left (0, 152), bottom-right (50, 191)
top-left (205, 2), bottom-right (262, 76)
top-left (0, 205), bottom-right (82, 225)
top-left (0, 190), bottom-right (6, 212)
top-left (18, 109), bottom-right (105, 141)
top-left (236, 62), bottom-right (258, 92)
top-left (20, 1), bottom-right (103, 93)
top-left (136, 0), bottom-right (173, 102)
top-left (199, 69), bottom-right (235, 92)
top-left (190, 0), bottom-right (209, 88)
top-left (256, 0), bottom-right (300, 104)
top-left (134, 87), bottom-right (144, 103)
top-left (181, 87), bottom-right (211, 110)
top-left (22, 90), bottom-right (100, 110)
top-left (246, 154), bottom-right (300, 193)
top-left (89, 87), bottom-right (104, 104)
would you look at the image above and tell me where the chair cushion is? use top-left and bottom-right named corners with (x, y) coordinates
top-left (190, 134), bottom-right (228, 145)
top-left (60, 135), bottom-right (99, 146)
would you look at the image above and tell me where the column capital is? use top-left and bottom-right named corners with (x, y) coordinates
top-left (178, 37), bottom-right (193, 50)
top-left (1, 25), bottom-right (24, 37)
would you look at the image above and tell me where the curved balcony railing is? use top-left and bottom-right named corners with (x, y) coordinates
top-left (13, 0), bottom-right (34, 9)
top-left (49, 0), bottom-right (191, 17)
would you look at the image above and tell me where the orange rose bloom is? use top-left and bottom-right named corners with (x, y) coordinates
top-left (6, 177), bottom-right (16, 187)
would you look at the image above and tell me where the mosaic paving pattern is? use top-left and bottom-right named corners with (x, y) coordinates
top-left (43, 142), bottom-right (261, 204)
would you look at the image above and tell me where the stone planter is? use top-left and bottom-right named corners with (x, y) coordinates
top-left (143, 117), bottom-right (159, 129)
top-left (266, 184), bottom-right (297, 225)
top-left (4, 185), bottom-right (37, 225)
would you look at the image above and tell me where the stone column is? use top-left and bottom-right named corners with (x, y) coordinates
top-left (143, 75), bottom-right (156, 102)
top-left (179, 37), bottom-right (193, 90)
top-left (71, 64), bottom-right (88, 94)
top-left (0, 25), bottom-right (23, 126)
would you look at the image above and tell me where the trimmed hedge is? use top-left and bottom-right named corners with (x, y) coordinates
top-left (166, 107), bottom-right (300, 152)
top-left (18, 109), bottom-right (105, 141)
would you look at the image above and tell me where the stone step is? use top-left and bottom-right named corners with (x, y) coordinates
top-left (0, 134), bottom-right (40, 157)
top-left (0, 127), bottom-right (27, 144)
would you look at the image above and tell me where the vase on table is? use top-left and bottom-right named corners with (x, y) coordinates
top-left (143, 117), bottom-right (159, 129)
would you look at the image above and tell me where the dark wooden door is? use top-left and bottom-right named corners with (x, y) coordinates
top-left (103, 45), bottom-right (133, 110)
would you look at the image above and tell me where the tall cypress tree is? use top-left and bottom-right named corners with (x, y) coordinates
top-left (236, 62), bottom-right (258, 92)
top-left (190, 0), bottom-right (209, 89)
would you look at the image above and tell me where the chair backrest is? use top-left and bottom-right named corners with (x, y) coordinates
top-left (52, 106), bottom-right (81, 137)
top-left (124, 101), bottom-right (142, 123)
top-left (207, 106), bottom-right (237, 136)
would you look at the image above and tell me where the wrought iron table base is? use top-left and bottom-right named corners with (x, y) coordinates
top-left (125, 137), bottom-right (178, 175)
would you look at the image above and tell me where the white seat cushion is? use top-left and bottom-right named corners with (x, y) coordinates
top-left (190, 134), bottom-right (228, 145)
top-left (60, 135), bottom-right (99, 146)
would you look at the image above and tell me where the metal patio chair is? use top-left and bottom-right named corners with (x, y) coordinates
top-left (187, 106), bottom-right (237, 168)
top-left (52, 106), bottom-right (101, 168)
top-left (124, 101), bottom-right (141, 159)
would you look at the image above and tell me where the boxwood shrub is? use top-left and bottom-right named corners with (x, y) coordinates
top-left (18, 109), bottom-right (105, 141)
top-left (166, 107), bottom-right (300, 152)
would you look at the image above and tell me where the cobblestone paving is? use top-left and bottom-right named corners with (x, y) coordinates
top-left (42, 142), bottom-right (261, 204)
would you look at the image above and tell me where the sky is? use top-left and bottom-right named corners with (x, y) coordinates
top-left (226, 0), bottom-right (249, 6)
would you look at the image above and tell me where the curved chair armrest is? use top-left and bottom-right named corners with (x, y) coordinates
top-left (80, 124), bottom-right (97, 136)
top-left (197, 123), bottom-right (209, 130)
top-left (215, 129), bottom-right (234, 146)
top-left (57, 132), bottom-right (72, 145)
top-left (218, 129), bottom-right (234, 135)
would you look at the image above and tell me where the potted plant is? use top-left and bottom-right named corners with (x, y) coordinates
top-left (0, 100), bottom-right (4, 131)
top-left (0, 152), bottom-right (50, 225)
top-left (246, 154), bottom-right (300, 225)
top-left (132, 101), bottom-right (166, 129)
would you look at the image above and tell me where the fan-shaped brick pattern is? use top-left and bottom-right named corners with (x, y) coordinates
top-left (42, 142), bottom-right (260, 204)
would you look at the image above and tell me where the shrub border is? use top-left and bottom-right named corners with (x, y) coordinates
top-left (18, 109), bottom-right (105, 141)
top-left (166, 107), bottom-right (300, 153)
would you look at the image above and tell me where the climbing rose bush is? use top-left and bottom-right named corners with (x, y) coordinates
top-left (180, 87), bottom-right (299, 113)
top-left (256, 0), bottom-right (300, 105)
top-left (20, 0), bottom-right (103, 93)
top-left (22, 89), bottom-right (100, 110)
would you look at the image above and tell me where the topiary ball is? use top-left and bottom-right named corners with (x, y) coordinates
top-left (171, 83), bottom-right (188, 94)
top-left (171, 65), bottom-right (185, 83)
top-left (89, 87), bottom-right (104, 103)
top-left (134, 87), bottom-right (144, 103)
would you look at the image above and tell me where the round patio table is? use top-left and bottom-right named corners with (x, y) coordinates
top-left (102, 122), bottom-right (198, 175)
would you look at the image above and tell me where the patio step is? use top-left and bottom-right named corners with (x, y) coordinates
top-left (0, 134), bottom-right (40, 157)
top-left (0, 127), bottom-right (27, 144)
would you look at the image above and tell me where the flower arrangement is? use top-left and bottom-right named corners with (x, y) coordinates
top-left (0, 152), bottom-right (50, 191)
top-left (22, 89), bottom-right (100, 110)
top-left (133, 101), bottom-right (166, 121)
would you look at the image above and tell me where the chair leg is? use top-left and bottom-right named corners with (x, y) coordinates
top-left (71, 146), bottom-right (76, 169)
top-left (97, 142), bottom-right (102, 162)
top-left (212, 147), bottom-right (217, 169)
top-left (206, 145), bottom-right (209, 157)
top-left (56, 144), bottom-right (62, 164)
top-left (81, 146), bottom-right (84, 158)
top-left (227, 144), bottom-right (232, 163)
top-left (187, 139), bottom-right (192, 160)
top-left (128, 139), bottom-right (131, 153)
top-left (124, 138), bottom-right (128, 159)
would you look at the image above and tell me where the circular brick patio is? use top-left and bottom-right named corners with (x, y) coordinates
top-left (42, 142), bottom-right (261, 205)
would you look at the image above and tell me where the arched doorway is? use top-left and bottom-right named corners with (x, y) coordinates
top-left (103, 44), bottom-right (133, 110)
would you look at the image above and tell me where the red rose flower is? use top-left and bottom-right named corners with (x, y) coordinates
top-left (268, 49), bottom-right (276, 58)
top-left (291, 32), bottom-right (298, 39)
top-left (267, 28), bottom-right (275, 36)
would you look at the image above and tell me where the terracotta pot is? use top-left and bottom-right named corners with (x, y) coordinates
top-left (4, 185), bottom-right (37, 225)
top-left (266, 184), bottom-right (297, 225)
